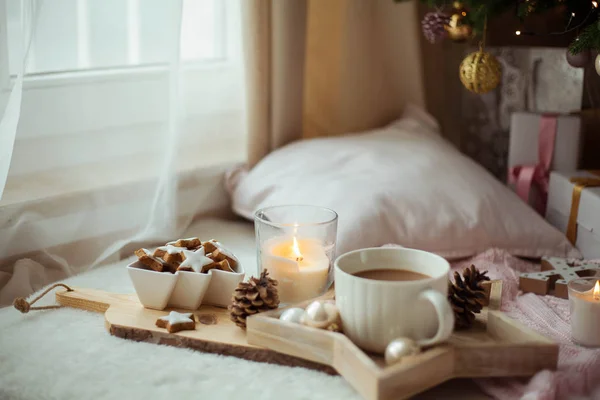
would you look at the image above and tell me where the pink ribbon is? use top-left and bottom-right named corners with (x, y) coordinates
top-left (508, 114), bottom-right (558, 214)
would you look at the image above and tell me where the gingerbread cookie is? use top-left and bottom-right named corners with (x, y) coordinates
top-left (134, 248), bottom-right (169, 272)
top-left (202, 240), bottom-right (218, 254)
top-left (155, 311), bottom-right (196, 333)
top-left (177, 249), bottom-right (213, 273)
top-left (202, 239), bottom-right (239, 270)
top-left (154, 244), bottom-right (186, 266)
top-left (167, 237), bottom-right (202, 250)
top-left (201, 259), bottom-right (234, 274)
top-left (134, 238), bottom-right (239, 275)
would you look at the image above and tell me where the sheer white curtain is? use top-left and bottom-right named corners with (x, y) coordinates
top-left (0, 0), bottom-right (246, 305)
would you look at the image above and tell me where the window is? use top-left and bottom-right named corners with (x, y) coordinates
top-left (0, 0), bottom-right (245, 274)
top-left (0, 0), bottom-right (245, 179)
top-left (6, 0), bottom-right (226, 75)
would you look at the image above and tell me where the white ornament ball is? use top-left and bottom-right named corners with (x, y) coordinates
top-left (595, 54), bottom-right (600, 76)
top-left (279, 308), bottom-right (305, 324)
top-left (384, 338), bottom-right (421, 365)
top-left (301, 300), bottom-right (340, 329)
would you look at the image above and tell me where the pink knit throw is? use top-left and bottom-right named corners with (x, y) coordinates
top-left (451, 249), bottom-right (600, 400)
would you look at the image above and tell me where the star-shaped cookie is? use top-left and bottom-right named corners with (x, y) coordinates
top-left (177, 249), bottom-right (213, 273)
top-left (134, 248), bottom-right (169, 272)
top-left (154, 245), bottom-right (187, 266)
top-left (167, 237), bottom-right (202, 250)
top-left (203, 239), bottom-right (239, 270)
top-left (155, 311), bottom-right (196, 333)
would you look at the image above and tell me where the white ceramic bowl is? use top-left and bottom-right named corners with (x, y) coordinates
top-left (169, 270), bottom-right (212, 309)
top-left (202, 268), bottom-right (244, 307)
top-left (127, 262), bottom-right (178, 310)
top-left (127, 260), bottom-right (245, 310)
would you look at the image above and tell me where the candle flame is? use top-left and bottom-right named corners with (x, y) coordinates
top-left (292, 237), bottom-right (303, 262)
top-left (594, 281), bottom-right (600, 300)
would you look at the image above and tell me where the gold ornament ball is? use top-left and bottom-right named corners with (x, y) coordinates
top-left (525, 0), bottom-right (538, 15)
top-left (595, 53), bottom-right (600, 77)
top-left (445, 1), bottom-right (473, 42)
top-left (459, 50), bottom-right (502, 94)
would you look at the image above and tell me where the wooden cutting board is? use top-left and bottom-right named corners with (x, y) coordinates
top-left (55, 288), bottom-right (335, 373)
top-left (56, 281), bottom-right (559, 400)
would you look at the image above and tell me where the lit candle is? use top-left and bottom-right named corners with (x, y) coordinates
top-left (569, 279), bottom-right (600, 347)
top-left (260, 235), bottom-right (330, 304)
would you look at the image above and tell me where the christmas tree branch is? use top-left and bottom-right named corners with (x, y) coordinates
top-left (569, 21), bottom-right (600, 54)
top-left (394, 0), bottom-right (599, 53)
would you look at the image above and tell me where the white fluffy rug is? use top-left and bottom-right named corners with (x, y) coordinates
top-left (0, 219), bottom-right (481, 400)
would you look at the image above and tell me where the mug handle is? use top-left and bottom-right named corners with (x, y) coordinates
top-left (416, 289), bottom-right (455, 347)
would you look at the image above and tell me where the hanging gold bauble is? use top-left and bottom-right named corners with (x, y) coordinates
top-left (445, 1), bottom-right (473, 42)
top-left (459, 50), bottom-right (502, 94)
top-left (525, 0), bottom-right (538, 15)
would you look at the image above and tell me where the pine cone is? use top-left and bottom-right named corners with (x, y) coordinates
top-left (448, 265), bottom-right (490, 329)
top-left (229, 270), bottom-right (280, 329)
top-left (422, 12), bottom-right (450, 44)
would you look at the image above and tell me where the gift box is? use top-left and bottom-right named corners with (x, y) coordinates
top-left (508, 113), bottom-right (582, 214)
top-left (546, 171), bottom-right (600, 259)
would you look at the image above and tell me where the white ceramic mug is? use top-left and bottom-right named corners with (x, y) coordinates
top-left (334, 247), bottom-right (454, 354)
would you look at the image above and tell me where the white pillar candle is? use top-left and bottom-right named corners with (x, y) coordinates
top-left (261, 236), bottom-right (330, 304)
top-left (569, 280), bottom-right (600, 347)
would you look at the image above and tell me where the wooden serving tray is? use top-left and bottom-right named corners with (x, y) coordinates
top-left (55, 288), bottom-right (335, 373)
top-left (246, 281), bottom-right (559, 400)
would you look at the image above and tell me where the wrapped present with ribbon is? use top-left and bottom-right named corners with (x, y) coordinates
top-left (546, 171), bottom-right (600, 259)
top-left (507, 113), bottom-right (582, 214)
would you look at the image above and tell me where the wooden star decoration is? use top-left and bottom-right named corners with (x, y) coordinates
top-left (519, 257), bottom-right (600, 299)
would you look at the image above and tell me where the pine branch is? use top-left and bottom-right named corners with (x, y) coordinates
top-left (393, 0), bottom-right (598, 50)
top-left (569, 21), bottom-right (600, 54)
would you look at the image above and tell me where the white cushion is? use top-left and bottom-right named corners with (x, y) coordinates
top-left (227, 106), bottom-right (579, 260)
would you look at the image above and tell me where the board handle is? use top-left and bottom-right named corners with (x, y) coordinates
top-left (56, 288), bottom-right (135, 313)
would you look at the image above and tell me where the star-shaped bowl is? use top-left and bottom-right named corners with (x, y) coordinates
top-left (127, 259), bottom-right (245, 310)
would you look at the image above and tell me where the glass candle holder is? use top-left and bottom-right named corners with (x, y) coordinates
top-left (255, 205), bottom-right (338, 305)
top-left (568, 276), bottom-right (600, 347)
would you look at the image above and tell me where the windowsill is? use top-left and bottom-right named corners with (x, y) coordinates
top-left (0, 136), bottom-right (246, 212)
top-left (6, 60), bottom-right (235, 91)
top-left (0, 136), bottom-right (246, 265)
